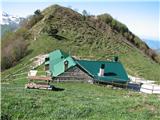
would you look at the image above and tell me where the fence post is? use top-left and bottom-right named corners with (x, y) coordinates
top-left (152, 85), bottom-right (154, 94)
top-left (126, 81), bottom-right (128, 89)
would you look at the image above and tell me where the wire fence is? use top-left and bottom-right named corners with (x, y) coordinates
top-left (1, 70), bottom-right (160, 94)
top-left (1, 71), bottom-right (46, 82)
top-left (46, 74), bottom-right (160, 94)
top-left (2, 61), bottom-right (32, 80)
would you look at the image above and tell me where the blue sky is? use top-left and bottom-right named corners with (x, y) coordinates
top-left (1, 0), bottom-right (160, 41)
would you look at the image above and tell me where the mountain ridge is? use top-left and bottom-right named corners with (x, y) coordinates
top-left (46, 5), bottom-right (158, 62)
top-left (1, 12), bottom-right (25, 37)
top-left (1, 11), bottom-right (24, 25)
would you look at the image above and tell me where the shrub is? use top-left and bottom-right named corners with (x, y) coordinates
top-left (1, 28), bottom-right (30, 71)
top-left (34, 9), bottom-right (41, 16)
top-left (42, 25), bottom-right (58, 36)
top-left (82, 10), bottom-right (88, 20)
top-left (111, 19), bottom-right (117, 29)
top-left (97, 13), bottom-right (113, 24)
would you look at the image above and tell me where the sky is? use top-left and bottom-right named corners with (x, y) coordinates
top-left (1, 0), bottom-right (160, 42)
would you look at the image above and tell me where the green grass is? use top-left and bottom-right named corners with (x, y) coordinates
top-left (120, 50), bottom-right (160, 83)
top-left (1, 5), bottom-right (160, 120)
top-left (2, 41), bottom-right (160, 120)
top-left (1, 78), bottom-right (160, 120)
top-left (1, 32), bottom-right (160, 120)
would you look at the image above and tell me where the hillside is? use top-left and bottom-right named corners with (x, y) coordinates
top-left (2, 4), bottom-right (160, 120)
top-left (1, 4), bottom-right (160, 81)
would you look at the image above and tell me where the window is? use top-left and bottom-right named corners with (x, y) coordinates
top-left (45, 64), bottom-right (49, 71)
top-left (45, 57), bottom-right (49, 61)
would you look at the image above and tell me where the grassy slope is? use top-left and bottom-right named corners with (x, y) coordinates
top-left (2, 5), bottom-right (160, 81)
top-left (33, 34), bottom-right (160, 81)
top-left (40, 5), bottom-right (160, 81)
top-left (2, 34), bottom-right (160, 120)
top-left (1, 5), bottom-right (160, 120)
top-left (2, 79), bottom-right (160, 120)
top-left (2, 33), bottom-right (160, 82)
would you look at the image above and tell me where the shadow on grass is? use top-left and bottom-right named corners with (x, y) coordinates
top-left (51, 85), bottom-right (65, 91)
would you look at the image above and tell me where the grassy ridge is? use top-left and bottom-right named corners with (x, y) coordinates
top-left (2, 5), bottom-right (160, 81)
top-left (1, 5), bottom-right (160, 120)
top-left (2, 33), bottom-right (160, 82)
top-left (28, 33), bottom-right (160, 81)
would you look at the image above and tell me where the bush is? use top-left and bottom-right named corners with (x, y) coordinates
top-left (111, 19), bottom-right (117, 29)
top-left (82, 10), bottom-right (88, 20)
top-left (34, 9), bottom-right (41, 16)
top-left (48, 27), bottom-right (58, 36)
top-left (97, 13), bottom-right (113, 24)
top-left (1, 28), bottom-right (30, 71)
top-left (97, 13), bottom-right (159, 63)
top-left (42, 25), bottom-right (58, 36)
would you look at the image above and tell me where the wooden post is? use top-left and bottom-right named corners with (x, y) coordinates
top-left (152, 85), bottom-right (154, 94)
top-left (126, 81), bottom-right (128, 89)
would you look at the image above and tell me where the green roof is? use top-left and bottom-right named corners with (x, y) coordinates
top-left (48, 50), bottom-right (76, 76)
top-left (46, 50), bottom-right (129, 83)
top-left (76, 60), bottom-right (129, 83)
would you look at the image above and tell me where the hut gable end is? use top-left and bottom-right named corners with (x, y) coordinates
top-left (53, 66), bottom-right (93, 83)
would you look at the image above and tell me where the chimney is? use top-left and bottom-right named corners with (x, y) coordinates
top-left (114, 56), bottom-right (118, 62)
top-left (98, 64), bottom-right (105, 76)
top-left (64, 60), bottom-right (69, 71)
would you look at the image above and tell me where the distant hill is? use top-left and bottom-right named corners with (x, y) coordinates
top-left (1, 24), bottom-right (17, 37)
top-left (1, 12), bottom-right (25, 37)
top-left (143, 39), bottom-right (160, 50)
top-left (1, 5), bottom-right (160, 81)
top-left (156, 49), bottom-right (160, 54)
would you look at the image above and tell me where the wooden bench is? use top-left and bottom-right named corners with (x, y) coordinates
top-left (26, 70), bottom-right (53, 90)
top-left (25, 82), bottom-right (53, 90)
top-left (28, 76), bottom-right (52, 81)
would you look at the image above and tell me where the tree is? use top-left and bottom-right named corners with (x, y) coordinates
top-left (34, 9), bottom-right (41, 16)
top-left (82, 10), bottom-right (88, 17)
top-left (111, 19), bottom-right (116, 29)
top-left (1, 28), bottom-right (29, 71)
top-left (97, 13), bottom-right (113, 24)
top-left (82, 10), bottom-right (88, 20)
